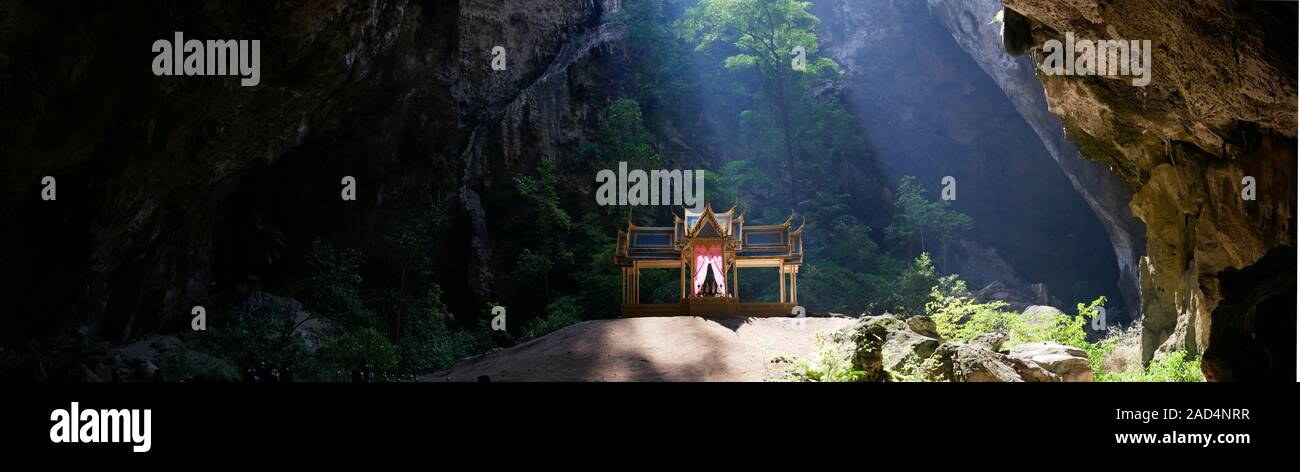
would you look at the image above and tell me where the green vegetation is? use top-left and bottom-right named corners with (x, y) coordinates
top-left (522, 296), bottom-right (585, 340)
top-left (162, 347), bottom-right (241, 382)
top-left (189, 206), bottom-right (497, 381)
top-left (885, 176), bottom-right (973, 263)
top-left (929, 283), bottom-right (1102, 349)
top-left (201, 297), bottom-right (319, 377)
top-left (586, 1), bottom-right (977, 319)
top-left (787, 280), bottom-right (1203, 382)
top-left (1096, 351), bottom-right (1204, 382)
top-left (929, 287), bottom-right (1204, 382)
top-left (184, 1), bottom-right (1188, 383)
top-left (680, 0), bottom-right (839, 207)
top-left (928, 276), bottom-right (1016, 343)
top-left (785, 333), bottom-right (867, 382)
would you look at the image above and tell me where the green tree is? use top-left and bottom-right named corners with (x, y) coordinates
top-left (582, 98), bottom-right (666, 224)
top-left (600, 98), bottom-right (663, 169)
top-left (515, 157), bottom-right (574, 305)
top-left (619, 0), bottom-right (698, 120)
top-left (885, 176), bottom-right (973, 266)
top-left (679, 0), bottom-right (839, 208)
top-left (882, 253), bottom-right (940, 316)
top-left (302, 240), bottom-right (374, 330)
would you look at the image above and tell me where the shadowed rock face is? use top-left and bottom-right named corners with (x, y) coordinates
top-left (0, 0), bottom-right (625, 343)
top-left (1203, 245), bottom-right (1296, 381)
top-left (920, 0), bottom-right (1147, 324)
top-left (1001, 0), bottom-right (1296, 376)
top-left (814, 0), bottom-right (1129, 316)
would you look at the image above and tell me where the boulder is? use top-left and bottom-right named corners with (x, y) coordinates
top-left (834, 315), bottom-right (948, 379)
top-left (881, 328), bottom-right (942, 374)
top-left (1008, 342), bottom-right (1093, 382)
top-left (832, 314), bottom-right (953, 379)
top-left (974, 281), bottom-right (1060, 312)
top-left (107, 334), bottom-right (182, 369)
top-left (906, 316), bottom-right (941, 339)
top-left (969, 332), bottom-right (1007, 352)
top-left (831, 315), bottom-right (901, 381)
top-left (830, 314), bottom-right (1093, 382)
top-left (1021, 305), bottom-right (1066, 324)
top-left (923, 342), bottom-right (1059, 382)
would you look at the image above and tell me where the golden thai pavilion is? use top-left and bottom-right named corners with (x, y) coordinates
top-left (614, 202), bottom-right (805, 317)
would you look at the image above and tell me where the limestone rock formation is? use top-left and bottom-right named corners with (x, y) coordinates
top-left (924, 341), bottom-right (1059, 382)
top-left (831, 314), bottom-right (1091, 382)
top-left (976, 282), bottom-right (1061, 312)
top-left (829, 315), bottom-right (900, 382)
top-left (998, 0), bottom-right (1296, 379)
top-left (970, 332), bottom-right (1008, 352)
top-left (0, 0), bottom-right (627, 346)
top-left (923, 0), bottom-right (1147, 323)
top-left (1008, 341), bottom-right (1094, 382)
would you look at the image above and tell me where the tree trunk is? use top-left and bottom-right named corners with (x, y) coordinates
top-left (779, 102), bottom-right (798, 210)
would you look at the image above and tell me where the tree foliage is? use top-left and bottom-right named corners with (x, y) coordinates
top-left (885, 176), bottom-right (973, 264)
top-left (679, 0), bottom-right (840, 207)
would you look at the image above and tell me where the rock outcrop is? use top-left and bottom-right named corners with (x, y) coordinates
top-left (0, 1), bottom-right (627, 349)
top-left (1008, 342), bottom-right (1093, 382)
top-left (830, 314), bottom-right (1092, 382)
top-left (922, 0), bottom-right (1147, 320)
top-left (997, 0), bottom-right (1296, 379)
top-left (924, 341), bottom-right (1059, 382)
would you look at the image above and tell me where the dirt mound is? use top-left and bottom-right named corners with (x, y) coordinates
top-left (422, 316), bottom-right (856, 382)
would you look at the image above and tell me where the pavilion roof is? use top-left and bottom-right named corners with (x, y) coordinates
top-left (614, 202), bottom-right (804, 266)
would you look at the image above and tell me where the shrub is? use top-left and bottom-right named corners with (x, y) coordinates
top-left (318, 327), bottom-right (400, 376)
top-left (928, 276), bottom-right (1017, 343)
top-left (1097, 350), bottom-right (1205, 382)
top-left (302, 240), bottom-right (375, 329)
top-left (929, 286), bottom-right (1204, 382)
top-left (875, 253), bottom-right (940, 316)
top-left (201, 299), bottom-right (318, 378)
top-left (931, 291), bottom-right (1105, 350)
top-left (522, 296), bottom-right (584, 340)
top-left (1004, 299), bottom-right (1097, 348)
top-left (786, 333), bottom-right (867, 382)
top-left (163, 347), bottom-right (240, 382)
top-left (397, 310), bottom-right (495, 374)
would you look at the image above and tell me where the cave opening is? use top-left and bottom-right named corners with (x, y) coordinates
top-left (814, 0), bottom-right (1131, 320)
top-left (1202, 245), bottom-right (1297, 381)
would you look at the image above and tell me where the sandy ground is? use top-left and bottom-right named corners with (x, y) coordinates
top-left (420, 316), bottom-right (856, 382)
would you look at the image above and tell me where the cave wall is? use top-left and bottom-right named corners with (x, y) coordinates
top-left (1001, 0), bottom-right (1297, 377)
top-left (0, 0), bottom-right (627, 343)
top-left (920, 0), bottom-right (1147, 321)
top-left (814, 0), bottom-right (1129, 315)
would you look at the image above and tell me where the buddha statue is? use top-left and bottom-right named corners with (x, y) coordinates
top-left (700, 262), bottom-right (720, 297)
